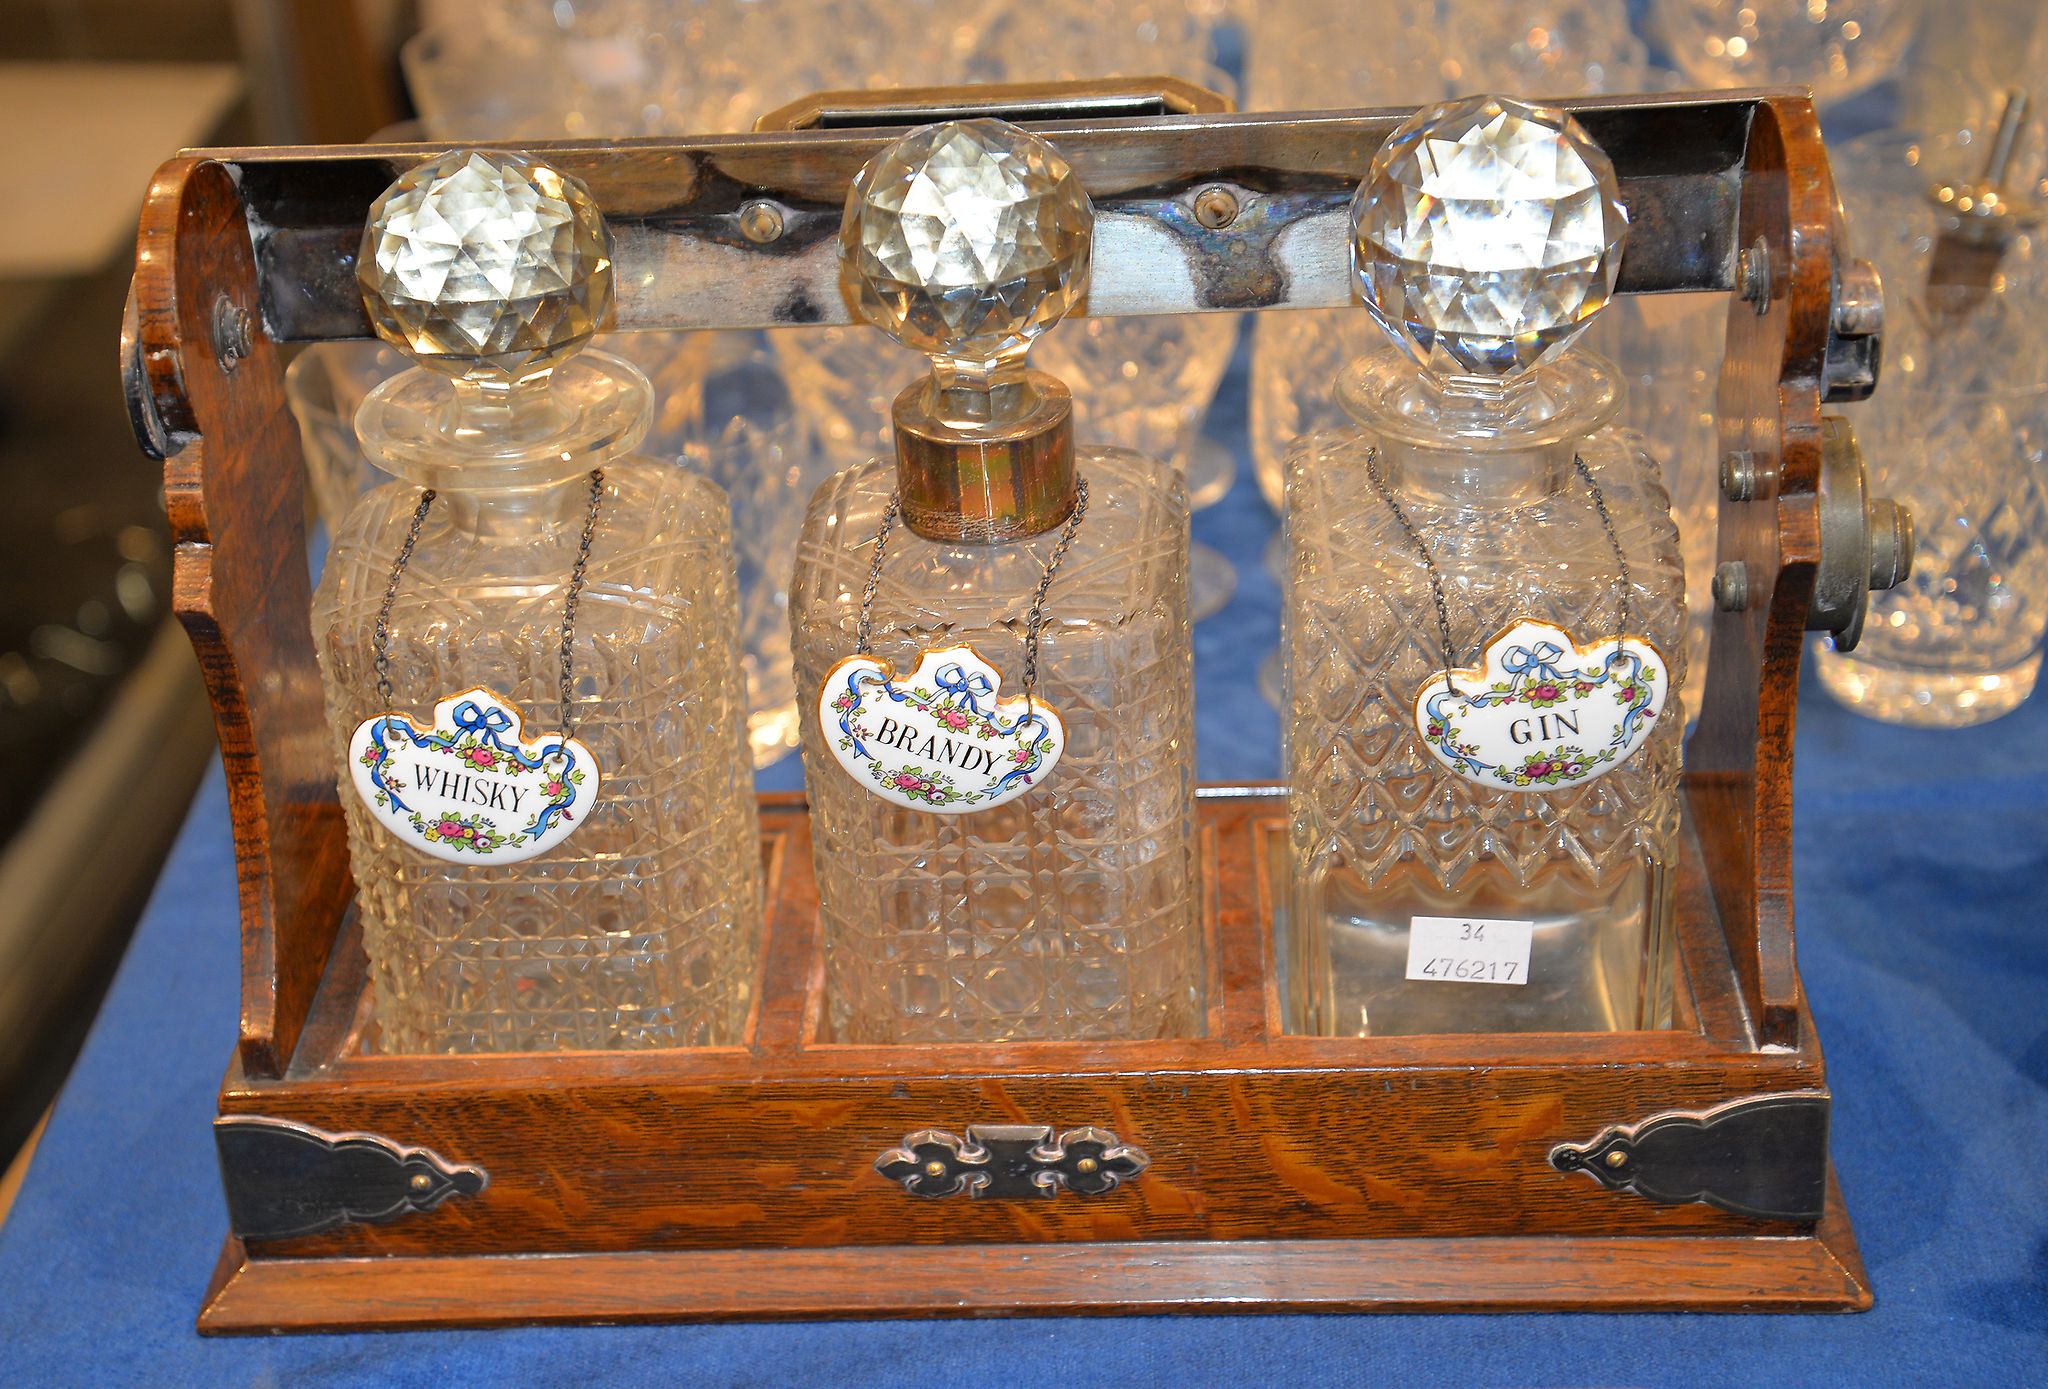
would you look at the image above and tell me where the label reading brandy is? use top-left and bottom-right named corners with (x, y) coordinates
top-left (349, 687), bottom-right (600, 865)
top-left (819, 645), bottom-right (1064, 814)
top-left (1413, 618), bottom-right (1669, 793)
top-left (1405, 915), bottom-right (1534, 986)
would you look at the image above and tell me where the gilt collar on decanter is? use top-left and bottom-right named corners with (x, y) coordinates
top-left (891, 367), bottom-right (1079, 543)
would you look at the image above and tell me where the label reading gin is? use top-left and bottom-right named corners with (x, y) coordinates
top-left (1414, 618), bottom-right (1669, 792)
top-left (820, 645), bottom-right (1064, 814)
top-left (349, 687), bottom-right (600, 865)
top-left (1405, 915), bottom-right (1534, 986)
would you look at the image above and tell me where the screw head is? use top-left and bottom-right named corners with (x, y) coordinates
top-left (1720, 449), bottom-right (1758, 502)
top-left (1075, 1156), bottom-right (1100, 1174)
top-left (1193, 185), bottom-right (1240, 229)
top-left (409, 1172), bottom-right (433, 1191)
top-left (1867, 498), bottom-right (1914, 590)
top-left (738, 199), bottom-right (785, 244)
top-left (1604, 1149), bottom-right (1629, 1169)
top-left (1738, 239), bottom-right (1772, 315)
top-left (1712, 560), bottom-right (1750, 612)
top-left (923, 1159), bottom-right (948, 1178)
top-left (212, 295), bottom-right (253, 372)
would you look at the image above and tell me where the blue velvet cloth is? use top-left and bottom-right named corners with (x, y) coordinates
top-left (3, 365), bottom-right (2043, 1385)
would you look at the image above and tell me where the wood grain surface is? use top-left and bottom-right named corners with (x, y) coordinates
top-left (197, 1172), bottom-right (1870, 1332)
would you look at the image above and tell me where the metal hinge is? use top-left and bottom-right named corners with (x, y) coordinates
top-left (215, 1116), bottom-right (487, 1241)
top-left (1550, 1092), bottom-right (1830, 1221)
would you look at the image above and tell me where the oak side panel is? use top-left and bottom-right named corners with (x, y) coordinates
top-left (139, 157), bottom-right (350, 1078)
top-left (1684, 96), bottom-right (1834, 1048)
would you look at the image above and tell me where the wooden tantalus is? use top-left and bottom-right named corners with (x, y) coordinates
top-left (125, 84), bottom-right (1895, 1331)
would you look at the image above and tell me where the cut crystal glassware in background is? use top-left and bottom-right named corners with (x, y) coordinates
top-left (1816, 131), bottom-right (2048, 726)
top-left (283, 341), bottom-right (407, 532)
top-left (1646, 0), bottom-right (1923, 107)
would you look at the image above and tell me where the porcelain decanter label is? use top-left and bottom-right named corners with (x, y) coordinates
top-left (349, 687), bottom-right (601, 864)
top-left (1413, 619), bottom-right (1668, 793)
top-left (819, 645), bottom-right (1065, 814)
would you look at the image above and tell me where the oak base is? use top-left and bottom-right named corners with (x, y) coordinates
top-left (199, 1173), bottom-right (1870, 1332)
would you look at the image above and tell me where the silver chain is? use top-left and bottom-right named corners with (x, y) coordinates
top-left (1572, 452), bottom-right (1633, 657)
top-left (372, 469), bottom-right (605, 739)
top-left (1362, 449), bottom-right (1458, 681)
top-left (373, 486), bottom-right (436, 712)
top-left (854, 477), bottom-right (1091, 708)
top-left (1363, 447), bottom-right (1632, 684)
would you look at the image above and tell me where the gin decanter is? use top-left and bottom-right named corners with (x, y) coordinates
top-left (1283, 96), bottom-right (1686, 1037)
top-left (313, 150), bottom-right (762, 1053)
top-left (789, 119), bottom-right (1202, 1044)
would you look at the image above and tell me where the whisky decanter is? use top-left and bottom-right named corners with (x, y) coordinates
top-left (1283, 96), bottom-right (1686, 1037)
top-left (788, 119), bottom-right (1202, 1044)
top-left (312, 149), bottom-right (762, 1053)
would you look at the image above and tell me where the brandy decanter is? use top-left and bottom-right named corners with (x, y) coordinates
top-left (312, 150), bottom-right (763, 1053)
top-left (1282, 96), bottom-right (1687, 1037)
top-left (788, 119), bottom-right (1203, 1044)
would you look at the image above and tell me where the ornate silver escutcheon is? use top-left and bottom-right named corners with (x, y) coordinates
top-left (1550, 1093), bottom-right (1830, 1221)
top-left (875, 1124), bottom-right (1149, 1199)
top-left (214, 1116), bottom-right (487, 1240)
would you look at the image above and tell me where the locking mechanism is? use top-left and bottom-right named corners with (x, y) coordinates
top-left (1809, 414), bottom-right (1913, 652)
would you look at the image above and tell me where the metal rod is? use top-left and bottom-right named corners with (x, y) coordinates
top-left (191, 90), bottom-right (1783, 341)
top-left (1980, 87), bottom-right (2030, 187)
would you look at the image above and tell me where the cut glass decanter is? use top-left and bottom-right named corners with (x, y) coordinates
top-left (1282, 97), bottom-right (1687, 1036)
top-left (789, 120), bottom-right (1203, 1043)
top-left (313, 149), bottom-right (763, 1053)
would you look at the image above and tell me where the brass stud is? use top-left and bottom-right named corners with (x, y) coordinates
top-left (1193, 185), bottom-right (1240, 230)
top-left (212, 295), bottom-right (253, 372)
top-left (1713, 561), bottom-right (1750, 612)
top-left (1720, 449), bottom-right (1759, 502)
top-left (409, 1172), bottom-right (433, 1191)
top-left (739, 199), bottom-right (786, 244)
top-left (1738, 238), bottom-right (1772, 315)
top-left (923, 1159), bottom-right (948, 1178)
top-left (1075, 1156), bottom-right (1099, 1174)
top-left (1604, 1149), bottom-right (1629, 1169)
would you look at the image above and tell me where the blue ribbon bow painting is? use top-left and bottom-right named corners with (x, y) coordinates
top-left (819, 645), bottom-right (1066, 814)
top-left (1412, 619), bottom-right (1669, 792)
top-left (348, 687), bottom-right (601, 864)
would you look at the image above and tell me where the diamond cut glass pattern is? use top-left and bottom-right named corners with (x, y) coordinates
top-left (359, 149), bottom-right (613, 380)
top-left (1283, 97), bottom-right (1681, 1037)
top-left (1282, 411), bottom-right (1686, 1037)
top-left (314, 149), bottom-right (762, 1053)
top-left (790, 451), bottom-right (1201, 1043)
top-left (1353, 95), bottom-right (1629, 379)
top-left (314, 465), bottom-right (763, 1053)
top-left (841, 119), bottom-right (1092, 370)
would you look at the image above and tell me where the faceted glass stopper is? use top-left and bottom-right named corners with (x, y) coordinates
top-left (841, 118), bottom-right (1092, 378)
top-left (359, 149), bottom-right (614, 382)
top-left (1352, 95), bottom-right (1629, 380)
